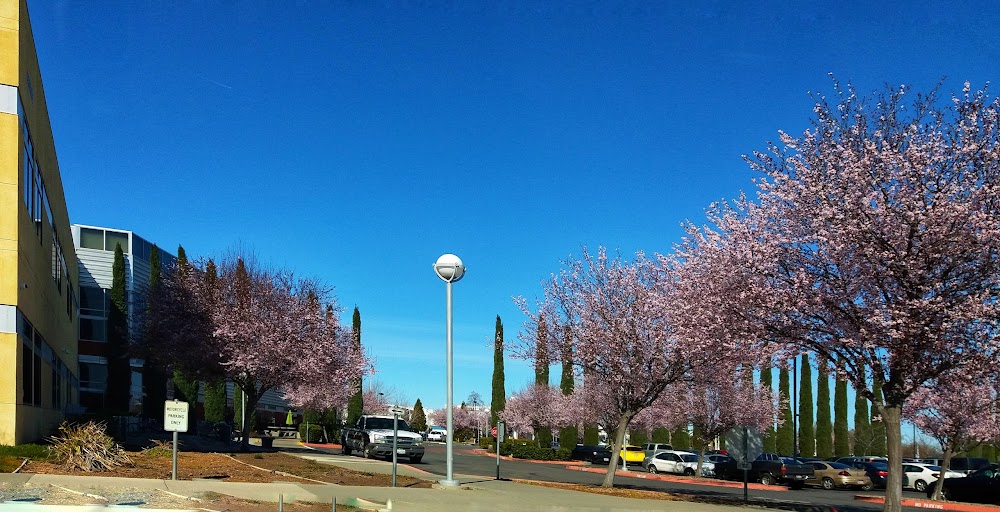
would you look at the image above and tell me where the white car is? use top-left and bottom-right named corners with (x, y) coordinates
top-left (902, 462), bottom-right (965, 492)
top-left (426, 427), bottom-right (447, 441)
top-left (643, 450), bottom-right (714, 476)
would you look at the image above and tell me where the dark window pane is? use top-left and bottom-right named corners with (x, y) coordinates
top-left (105, 231), bottom-right (128, 253)
top-left (22, 347), bottom-right (32, 404)
top-left (80, 318), bottom-right (107, 342)
top-left (80, 228), bottom-right (104, 250)
top-left (33, 354), bottom-right (42, 406)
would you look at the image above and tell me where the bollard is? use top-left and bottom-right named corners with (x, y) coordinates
top-left (331, 496), bottom-right (336, 511)
top-left (278, 493), bottom-right (283, 512)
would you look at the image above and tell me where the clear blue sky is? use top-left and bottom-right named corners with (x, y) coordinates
top-left (26, 1), bottom-right (999, 430)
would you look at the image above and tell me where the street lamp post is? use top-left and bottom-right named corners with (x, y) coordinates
top-left (433, 253), bottom-right (466, 487)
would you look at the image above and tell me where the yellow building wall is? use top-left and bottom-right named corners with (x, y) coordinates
top-left (0, 0), bottom-right (80, 445)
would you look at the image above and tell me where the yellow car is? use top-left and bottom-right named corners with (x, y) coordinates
top-left (619, 445), bottom-right (645, 467)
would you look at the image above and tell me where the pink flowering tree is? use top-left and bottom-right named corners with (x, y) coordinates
top-left (906, 372), bottom-right (1000, 500)
top-left (361, 388), bottom-right (390, 415)
top-left (147, 252), bottom-right (370, 451)
top-left (499, 384), bottom-right (571, 439)
top-left (429, 406), bottom-right (484, 435)
top-left (680, 81), bottom-right (1000, 512)
top-left (516, 248), bottom-right (724, 487)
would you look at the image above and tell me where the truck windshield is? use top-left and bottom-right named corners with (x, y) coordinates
top-left (365, 418), bottom-right (412, 431)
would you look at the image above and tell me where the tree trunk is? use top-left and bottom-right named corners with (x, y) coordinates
top-left (930, 445), bottom-right (955, 501)
top-left (696, 438), bottom-right (710, 477)
top-left (882, 405), bottom-right (903, 512)
top-left (602, 413), bottom-right (632, 488)
top-left (239, 384), bottom-right (263, 452)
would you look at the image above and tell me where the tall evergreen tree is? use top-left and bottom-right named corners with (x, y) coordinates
top-left (834, 377), bottom-right (850, 456)
top-left (776, 365), bottom-right (794, 455)
top-left (651, 427), bottom-right (670, 443)
top-left (557, 325), bottom-right (578, 448)
top-left (143, 244), bottom-right (168, 421)
top-left (346, 306), bottom-right (364, 425)
top-left (815, 360), bottom-right (833, 458)
top-left (490, 316), bottom-right (506, 431)
top-left (534, 315), bottom-right (552, 448)
top-left (411, 399), bottom-right (427, 432)
top-left (760, 363), bottom-right (776, 453)
top-left (853, 365), bottom-right (871, 455)
top-left (203, 379), bottom-right (226, 423)
top-left (106, 243), bottom-right (132, 412)
top-left (798, 353), bottom-right (815, 457)
top-left (671, 426), bottom-right (691, 450)
top-left (870, 380), bottom-right (887, 455)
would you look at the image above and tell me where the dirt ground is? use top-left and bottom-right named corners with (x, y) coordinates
top-left (23, 451), bottom-right (429, 488)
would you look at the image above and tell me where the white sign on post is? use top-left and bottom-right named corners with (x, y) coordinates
top-left (389, 407), bottom-right (406, 416)
top-left (164, 400), bottom-right (189, 433)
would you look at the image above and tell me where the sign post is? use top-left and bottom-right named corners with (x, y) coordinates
top-left (495, 421), bottom-right (505, 480)
top-left (389, 407), bottom-right (405, 488)
top-left (164, 400), bottom-right (189, 481)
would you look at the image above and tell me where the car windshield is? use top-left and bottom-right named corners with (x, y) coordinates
top-left (681, 454), bottom-right (699, 462)
top-left (829, 462), bottom-right (850, 469)
top-left (366, 418), bottom-right (412, 430)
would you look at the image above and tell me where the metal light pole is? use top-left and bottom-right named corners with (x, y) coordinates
top-left (433, 253), bottom-right (466, 487)
top-left (793, 357), bottom-right (798, 458)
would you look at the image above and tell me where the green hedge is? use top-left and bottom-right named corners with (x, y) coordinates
top-left (0, 444), bottom-right (49, 460)
top-left (298, 423), bottom-right (323, 443)
top-left (498, 440), bottom-right (572, 461)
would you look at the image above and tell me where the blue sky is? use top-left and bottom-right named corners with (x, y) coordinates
top-left (25, 1), bottom-right (999, 433)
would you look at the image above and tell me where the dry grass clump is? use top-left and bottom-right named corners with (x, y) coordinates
top-left (141, 439), bottom-right (175, 458)
top-left (47, 422), bottom-right (133, 472)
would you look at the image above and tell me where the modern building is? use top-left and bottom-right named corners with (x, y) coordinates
top-left (0, 0), bottom-right (81, 444)
top-left (71, 225), bottom-right (174, 413)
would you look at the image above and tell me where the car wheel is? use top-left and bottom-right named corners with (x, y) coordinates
top-left (342, 442), bottom-right (352, 456)
top-left (683, 468), bottom-right (695, 476)
top-left (861, 481), bottom-right (874, 491)
top-left (760, 473), bottom-right (774, 486)
top-left (822, 477), bottom-right (835, 490)
top-left (648, 465), bottom-right (658, 474)
top-left (914, 480), bottom-right (927, 492)
top-left (364, 444), bottom-right (376, 459)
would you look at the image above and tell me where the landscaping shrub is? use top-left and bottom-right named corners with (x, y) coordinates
top-left (554, 447), bottom-right (573, 461)
top-left (48, 421), bottom-right (133, 471)
top-left (140, 440), bottom-right (173, 458)
top-left (0, 444), bottom-right (50, 460)
top-left (298, 423), bottom-right (323, 443)
top-left (479, 437), bottom-right (496, 451)
top-left (500, 439), bottom-right (562, 460)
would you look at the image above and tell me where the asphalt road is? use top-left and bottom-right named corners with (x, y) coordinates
top-left (401, 442), bottom-right (937, 512)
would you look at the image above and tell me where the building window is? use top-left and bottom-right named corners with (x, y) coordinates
top-left (33, 352), bottom-right (42, 406)
top-left (79, 318), bottom-right (107, 342)
top-left (22, 346), bottom-right (33, 405)
top-left (79, 362), bottom-right (107, 393)
top-left (80, 228), bottom-right (104, 250)
top-left (80, 286), bottom-right (107, 317)
top-left (106, 231), bottom-right (128, 253)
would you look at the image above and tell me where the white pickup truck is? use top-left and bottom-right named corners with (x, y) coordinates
top-left (340, 415), bottom-right (425, 463)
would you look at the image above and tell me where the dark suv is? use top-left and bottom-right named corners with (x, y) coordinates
top-left (950, 457), bottom-right (991, 475)
top-left (571, 445), bottom-right (612, 464)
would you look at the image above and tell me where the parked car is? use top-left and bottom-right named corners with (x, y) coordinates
top-left (640, 442), bottom-right (674, 459)
top-left (903, 462), bottom-right (965, 492)
top-left (804, 461), bottom-right (872, 490)
top-left (714, 452), bottom-right (814, 488)
top-left (642, 450), bottom-right (714, 476)
top-left (705, 453), bottom-right (731, 465)
top-left (619, 445), bottom-right (646, 467)
top-left (571, 445), bottom-right (612, 464)
top-left (426, 426), bottom-right (447, 441)
top-left (340, 415), bottom-right (425, 462)
top-left (950, 457), bottom-right (991, 475)
top-left (836, 456), bottom-right (888, 465)
top-left (844, 461), bottom-right (890, 489)
top-left (928, 463), bottom-right (1000, 504)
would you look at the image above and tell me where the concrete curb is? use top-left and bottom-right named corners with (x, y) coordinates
top-left (565, 465), bottom-right (785, 491)
top-left (464, 448), bottom-right (588, 466)
top-left (854, 494), bottom-right (1000, 511)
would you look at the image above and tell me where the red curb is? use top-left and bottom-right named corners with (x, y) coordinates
top-left (302, 442), bottom-right (342, 450)
top-left (565, 465), bottom-right (786, 491)
top-left (854, 495), bottom-right (1000, 511)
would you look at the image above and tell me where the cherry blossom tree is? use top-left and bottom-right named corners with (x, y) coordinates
top-left (906, 372), bottom-right (1000, 500)
top-left (145, 251), bottom-right (369, 451)
top-left (680, 81), bottom-right (1000, 512)
top-left (516, 248), bottom-right (721, 487)
top-left (499, 384), bottom-right (572, 437)
top-left (429, 406), bottom-right (483, 433)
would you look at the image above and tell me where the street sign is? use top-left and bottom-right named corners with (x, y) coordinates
top-left (491, 426), bottom-right (498, 437)
top-left (389, 407), bottom-right (406, 416)
top-left (164, 400), bottom-right (189, 433)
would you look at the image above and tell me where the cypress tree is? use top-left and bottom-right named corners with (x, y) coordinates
top-left (853, 366), bottom-right (871, 455)
top-left (143, 244), bottom-right (168, 422)
top-left (490, 316), bottom-right (506, 431)
top-left (871, 380), bottom-right (887, 455)
top-left (557, 325), bottom-right (578, 448)
top-left (411, 399), bottom-right (427, 432)
top-left (651, 427), bottom-right (670, 443)
top-left (203, 379), bottom-right (226, 423)
top-left (798, 354), bottom-right (815, 457)
top-left (534, 315), bottom-right (552, 448)
top-left (346, 307), bottom-right (364, 425)
top-left (834, 377), bottom-right (850, 456)
top-left (172, 371), bottom-right (199, 431)
top-left (671, 426), bottom-right (691, 450)
top-left (776, 365), bottom-right (794, 455)
top-left (106, 243), bottom-right (132, 412)
top-left (815, 360), bottom-right (833, 459)
top-left (760, 363), bottom-right (776, 453)
top-left (630, 430), bottom-right (649, 447)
